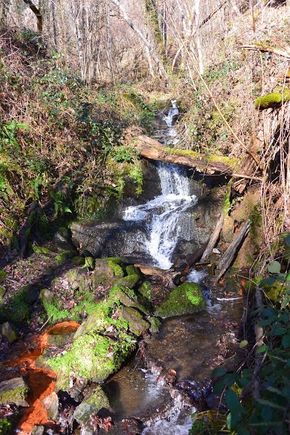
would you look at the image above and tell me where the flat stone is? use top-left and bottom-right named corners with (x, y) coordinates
top-left (0, 377), bottom-right (28, 406)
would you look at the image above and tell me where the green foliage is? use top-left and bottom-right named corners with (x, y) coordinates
top-left (0, 418), bottom-right (12, 434)
top-left (203, 60), bottom-right (240, 83)
top-left (111, 145), bottom-right (136, 163)
top-left (212, 237), bottom-right (290, 435)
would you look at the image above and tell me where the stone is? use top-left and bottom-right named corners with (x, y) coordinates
top-left (73, 385), bottom-right (110, 425)
top-left (119, 306), bottom-right (150, 336)
top-left (0, 377), bottom-right (28, 406)
top-left (155, 283), bottom-right (205, 318)
top-left (1, 322), bottom-right (17, 343)
top-left (41, 391), bottom-right (59, 420)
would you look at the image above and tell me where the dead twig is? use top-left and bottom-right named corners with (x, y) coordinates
top-left (240, 44), bottom-right (290, 60)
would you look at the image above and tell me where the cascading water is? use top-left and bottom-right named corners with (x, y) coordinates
top-left (123, 101), bottom-right (196, 269)
top-left (124, 163), bottom-right (197, 269)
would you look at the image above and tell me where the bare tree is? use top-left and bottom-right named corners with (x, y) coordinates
top-left (110, 0), bottom-right (166, 78)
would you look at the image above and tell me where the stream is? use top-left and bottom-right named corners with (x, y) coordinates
top-left (0, 102), bottom-right (243, 435)
top-left (102, 103), bottom-right (243, 434)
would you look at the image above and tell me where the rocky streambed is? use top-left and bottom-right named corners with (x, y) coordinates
top-left (0, 104), bottom-right (249, 434)
top-left (0, 250), bottom-right (244, 434)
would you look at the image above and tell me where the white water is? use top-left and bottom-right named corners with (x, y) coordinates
top-left (142, 392), bottom-right (195, 435)
top-left (123, 101), bottom-right (197, 269)
top-left (124, 163), bottom-right (197, 269)
top-left (162, 100), bottom-right (179, 145)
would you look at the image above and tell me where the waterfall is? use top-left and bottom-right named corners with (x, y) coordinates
top-left (123, 101), bottom-right (196, 269)
top-left (123, 101), bottom-right (197, 269)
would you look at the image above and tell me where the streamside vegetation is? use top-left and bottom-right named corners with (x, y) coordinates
top-left (0, 1), bottom-right (289, 434)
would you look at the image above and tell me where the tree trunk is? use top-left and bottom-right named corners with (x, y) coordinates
top-left (23, 0), bottom-right (43, 33)
top-left (110, 0), bottom-right (166, 78)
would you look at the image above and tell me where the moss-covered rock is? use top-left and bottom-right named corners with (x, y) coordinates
top-left (138, 281), bottom-right (152, 302)
top-left (73, 385), bottom-right (110, 425)
top-left (108, 285), bottom-right (148, 314)
top-left (148, 316), bottom-right (161, 334)
top-left (46, 331), bottom-right (136, 390)
top-left (118, 306), bottom-right (150, 336)
top-left (255, 89), bottom-right (290, 110)
top-left (0, 377), bottom-right (28, 406)
top-left (113, 273), bottom-right (140, 289)
top-left (155, 283), bottom-right (205, 318)
top-left (0, 285), bottom-right (37, 324)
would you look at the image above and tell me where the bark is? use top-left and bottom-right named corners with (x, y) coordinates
top-left (215, 220), bottom-right (251, 282)
top-left (200, 213), bottom-right (224, 263)
top-left (23, 0), bottom-right (43, 33)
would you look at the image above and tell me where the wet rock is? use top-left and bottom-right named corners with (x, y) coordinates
top-left (71, 221), bottom-right (147, 262)
top-left (1, 322), bottom-right (17, 343)
top-left (32, 426), bottom-right (44, 435)
top-left (148, 316), bottom-right (161, 334)
top-left (0, 377), bottom-right (28, 406)
top-left (155, 283), bottom-right (205, 318)
top-left (42, 391), bottom-right (59, 420)
top-left (119, 306), bottom-right (150, 336)
top-left (73, 385), bottom-right (110, 426)
top-left (53, 227), bottom-right (76, 252)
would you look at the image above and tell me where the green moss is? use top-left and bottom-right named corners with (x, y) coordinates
top-left (163, 147), bottom-right (238, 169)
top-left (114, 273), bottom-right (140, 289)
top-left (119, 306), bottom-right (149, 336)
top-left (47, 329), bottom-right (136, 390)
top-left (156, 283), bottom-right (205, 318)
top-left (0, 269), bottom-right (7, 283)
top-left (32, 243), bottom-right (51, 255)
top-left (0, 286), bottom-right (5, 304)
top-left (74, 385), bottom-right (110, 424)
top-left (138, 281), bottom-right (152, 302)
top-left (82, 256), bottom-right (95, 270)
top-left (107, 258), bottom-right (124, 277)
top-left (0, 379), bottom-right (28, 406)
top-left (86, 386), bottom-right (110, 408)
top-left (0, 286), bottom-right (32, 323)
top-left (0, 418), bottom-right (12, 434)
top-left (255, 89), bottom-right (290, 110)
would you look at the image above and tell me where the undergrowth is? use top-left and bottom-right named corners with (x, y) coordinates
top-left (0, 29), bottom-right (157, 249)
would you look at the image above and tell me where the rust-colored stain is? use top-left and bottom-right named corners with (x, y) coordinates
top-left (5, 321), bottom-right (80, 434)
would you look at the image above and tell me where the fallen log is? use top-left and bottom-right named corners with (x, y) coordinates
top-left (214, 220), bottom-right (251, 283)
top-left (136, 135), bottom-right (235, 175)
top-left (136, 135), bottom-right (264, 181)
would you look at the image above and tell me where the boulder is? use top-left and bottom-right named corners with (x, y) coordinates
top-left (118, 306), bottom-right (150, 336)
top-left (156, 283), bottom-right (205, 318)
top-left (0, 377), bottom-right (28, 407)
top-left (41, 391), bottom-right (59, 420)
top-left (73, 385), bottom-right (110, 426)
